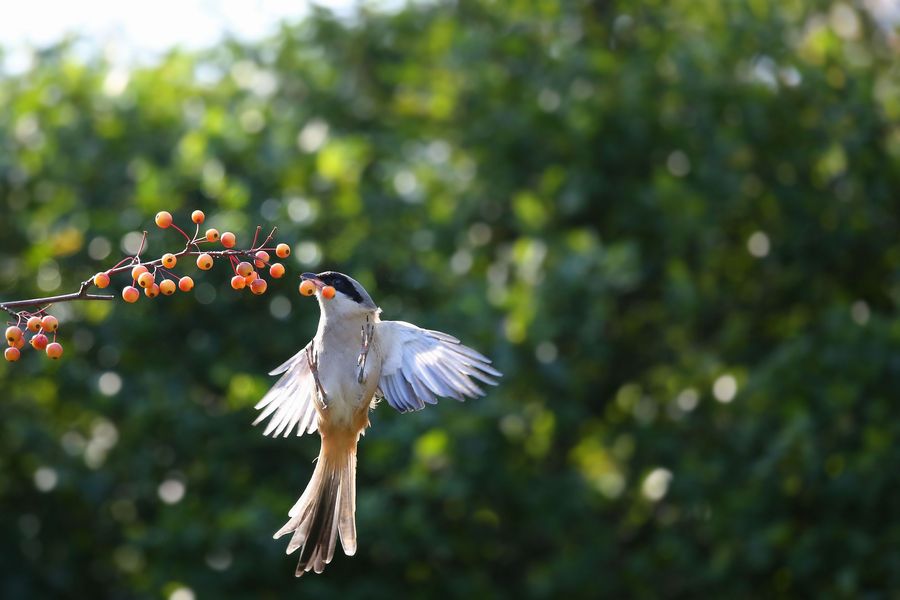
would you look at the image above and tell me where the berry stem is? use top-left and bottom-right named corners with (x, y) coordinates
top-left (110, 257), bottom-right (133, 270)
top-left (135, 230), bottom-right (149, 259)
top-left (255, 227), bottom-right (278, 251)
top-left (169, 223), bottom-right (192, 243)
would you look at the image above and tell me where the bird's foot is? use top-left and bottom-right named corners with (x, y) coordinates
top-left (357, 318), bottom-right (375, 384)
top-left (306, 342), bottom-right (328, 408)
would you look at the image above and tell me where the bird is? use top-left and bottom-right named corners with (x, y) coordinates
top-left (253, 271), bottom-right (501, 576)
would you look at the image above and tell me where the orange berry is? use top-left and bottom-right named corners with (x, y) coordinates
top-left (221, 232), bottom-right (236, 248)
top-left (132, 265), bottom-right (148, 281)
top-left (40, 315), bottom-right (58, 332)
top-left (145, 283), bottom-right (161, 298)
top-left (26, 316), bottom-right (42, 332)
top-left (31, 333), bottom-right (48, 350)
top-left (244, 271), bottom-right (258, 285)
top-left (250, 278), bottom-right (268, 295)
top-left (322, 285), bottom-right (336, 300)
top-left (162, 253), bottom-right (177, 268)
top-left (269, 263), bottom-right (285, 278)
top-left (137, 272), bottom-right (155, 288)
top-left (94, 272), bottom-right (111, 289)
top-left (231, 275), bottom-right (247, 290)
top-left (46, 342), bottom-right (63, 360)
top-left (122, 286), bottom-right (140, 303)
top-left (159, 279), bottom-right (176, 295)
top-left (178, 276), bottom-right (194, 292)
top-left (299, 280), bottom-right (316, 296)
top-left (155, 211), bottom-right (173, 228)
top-left (254, 251), bottom-right (270, 269)
top-left (192, 210), bottom-right (205, 224)
top-left (196, 254), bottom-right (214, 270)
top-left (236, 261), bottom-right (253, 277)
top-left (13, 336), bottom-right (25, 349)
top-left (205, 228), bottom-right (220, 242)
top-left (275, 243), bottom-right (291, 259)
top-left (5, 326), bottom-right (22, 345)
top-left (4, 347), bottom-right (20, 362)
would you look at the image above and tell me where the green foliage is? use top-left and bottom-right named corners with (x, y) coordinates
top-left (2, 1), bottom-right (899, 597)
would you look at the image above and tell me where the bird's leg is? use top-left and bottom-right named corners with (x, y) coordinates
top-left (306, 342), bottom-right (328, 408)
top-left (357, 316), bottom-right (375, 384)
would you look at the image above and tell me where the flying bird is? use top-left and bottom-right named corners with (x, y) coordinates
top-left (253, 271), bottom-right (501, 576)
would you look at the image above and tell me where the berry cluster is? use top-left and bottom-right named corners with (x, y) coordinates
top-left (5, 315), bottom-right (63, 362)
top-left (2, 209), bottom-right (292, 363)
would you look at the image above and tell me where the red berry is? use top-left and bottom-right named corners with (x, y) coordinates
top-left (27, 316), bottom-right (42, 332)
top-left (221, 232), bottom-right (236, 248)
top-left (254, 251), bottom-right (270, 269)
top-left (205, 228), bottom-right (220, 242)
top-left (236, 261), bottom-right (253, 277)
top-left (322, 285), bottom-right (336, 300)
top-left (94, 272), bottom-right (111, 289)
top-left (40, 315), bottom-right (58, 332)
top-left (196, 254), bottom-right (214, 270)
top-left (192, 210), bottom-right (205, 224)
top-left (162, 253), bottom-right (177, 268)
top-left (159, 279), bottom-right (177, 295)
top-left (132, 265), bottom-right (148, 281)
top-left (275, 243), bottom-right (291, 259)
top-left (179, 276), bottom-right (194, 292)
top-left (145, 283), bottom-right (161, 298)
top-left (4, 347), bottom-right (20, 362)
top-left (5, 326), bottom-right (22, 345)
top-left (137, 272), bottom-right (155, 289)
top-left (299, 280), bottom-right (316, 297)
top-left (231, 275), bottom-right (247, 290)
top-left (46, 342), bottom-right (63, 360)
top-left (122, 286), bottom-right (140, 303)
top-left (250, 278), bottom-right (268, 295)
top-left (31, 333), bottom-right (49, 350)
top-left (155, 211), bottom-right (173, 228)
top-left (269, 263), bottom-right (285, 279)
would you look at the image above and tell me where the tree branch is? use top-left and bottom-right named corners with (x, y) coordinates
top-left (2, 227), bottom-right (283, 322)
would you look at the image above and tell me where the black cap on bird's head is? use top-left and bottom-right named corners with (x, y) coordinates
top-left (301, 271), bottom-right (378, 311)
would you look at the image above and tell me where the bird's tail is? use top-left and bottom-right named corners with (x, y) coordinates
top-left (274, 429), bottom-right (359, 576)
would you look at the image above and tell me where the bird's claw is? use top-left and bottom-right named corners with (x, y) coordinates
top-left (306, 343), bottom-right (328, 409)
top-left (357, 319), bottom-right (375, 384)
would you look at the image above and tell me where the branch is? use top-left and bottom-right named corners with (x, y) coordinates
top-left (3, 211), bottom-right (291, 363)
top-left (3, 216), bottom-right (286, 323)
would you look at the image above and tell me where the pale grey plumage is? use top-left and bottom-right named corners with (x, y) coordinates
top-left (254, 320), bottom-right (501, 430)
top-left (253, 271), bottom-right (501, 576)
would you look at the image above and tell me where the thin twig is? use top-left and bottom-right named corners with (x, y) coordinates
top-left (256, 226), bottom-right (278, 250)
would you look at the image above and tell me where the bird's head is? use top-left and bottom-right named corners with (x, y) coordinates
top-left (300, 271), bottom-right (378, 318)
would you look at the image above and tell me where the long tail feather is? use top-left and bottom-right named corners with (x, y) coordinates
top-left (275, 432), bottom-right (359, 576)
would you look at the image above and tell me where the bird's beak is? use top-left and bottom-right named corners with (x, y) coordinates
top-left (300, 272), bottom-right (326, 289)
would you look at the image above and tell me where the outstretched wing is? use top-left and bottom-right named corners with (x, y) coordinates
top-left (253, 342), bottom-right (319, 437)
top-left (377, 320), bottom-right (501, 413)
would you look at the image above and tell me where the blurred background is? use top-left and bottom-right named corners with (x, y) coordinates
top-left (2, 0), bottom-right (899, 597)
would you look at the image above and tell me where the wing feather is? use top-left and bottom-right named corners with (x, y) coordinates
top-left (254, 343), bottom-right (319, 437)
top-left (377, 321), bottom-right (501, 413)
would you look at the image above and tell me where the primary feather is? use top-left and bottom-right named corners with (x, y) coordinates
top-left (377, 320), bottom-right (501, 413)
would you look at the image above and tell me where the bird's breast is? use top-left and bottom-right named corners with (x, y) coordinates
top-left (314, 321), bottom-right (383, 428)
